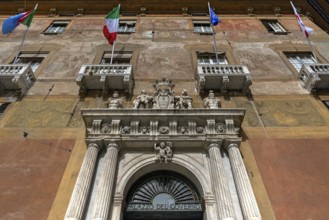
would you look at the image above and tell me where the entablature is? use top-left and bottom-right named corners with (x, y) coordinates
top-left (82, 108), bottom-right (245, 150)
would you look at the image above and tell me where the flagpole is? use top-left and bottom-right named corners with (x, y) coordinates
top-left (306, 35), bottom-right (318, 64)
top-left (13, 28), bottom-right (29, 64)
top-left (110, 40), bottom-right (116, 64)
top-left (13, 3), bottom-right (38, 64)
top-left (208, 2), bottom-right (219, 64)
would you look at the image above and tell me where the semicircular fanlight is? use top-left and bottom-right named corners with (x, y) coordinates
top-left (127, 171), bottom-right (201, 204)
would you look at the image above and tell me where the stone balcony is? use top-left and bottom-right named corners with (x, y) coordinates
top-left (0, 64), bottom-right (35, 98)
top-left (299, 64), bottom-right (329, 91)
top-left (76, 64), bottom-right (134, 100)
top-left (197, 64), bottom-right (252, 95)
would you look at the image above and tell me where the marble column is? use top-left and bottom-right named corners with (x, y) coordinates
top-left (65, 142), bottom-right (101, 220)
top-left (92, 142), bottom-right (120, 220)
top-left (207, 143), bottom-right (236, 220)
top-left (227, 143), bottom-right (262, 220)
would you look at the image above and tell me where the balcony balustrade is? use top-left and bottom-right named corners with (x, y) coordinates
top-left (76, 64), bottom-right (133, 99)
top-left (0, 64), bottom-right (35, 98)
top-left (197, 64), bottom-right (252, 95)
top-left (299, 64), bottom-right (329, 91)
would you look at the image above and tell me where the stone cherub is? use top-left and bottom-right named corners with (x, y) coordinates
top-left (154, 141), bottom-right (173, 163)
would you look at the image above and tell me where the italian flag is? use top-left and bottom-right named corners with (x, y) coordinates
top-left (103, 4), bottom-right (120, 45)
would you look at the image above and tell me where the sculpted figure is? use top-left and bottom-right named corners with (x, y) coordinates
top-left (108, 91), bottom-right (123, 109)
top-left (203, 90), bottom-right (221, 109)
top-left (133, 90), bottom-right (153, 109)
top-left (154, 142), bottom-right (172, 163)
top-left (175, 89), bottom-right (193, 109)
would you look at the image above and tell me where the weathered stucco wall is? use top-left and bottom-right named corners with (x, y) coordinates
top-left (0, 14), bottom-right (329, 220)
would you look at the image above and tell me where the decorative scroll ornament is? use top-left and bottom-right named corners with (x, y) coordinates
top-left (121, 126), bottom-right (131, 134)
top-left (196, 127), bottom-right (205, 134)
top-left (101, 123), bottom-right (111, 133)
top-left (159, 126), bottom-right (169, 134)
top-left (139, 126), bottom-right (150, 134)
top-left (216, 122), bottom-right (226, 134)
top-left (154, 142), bottom-right (173, 163)
top-left (178, 126), bottom-right (188, 134)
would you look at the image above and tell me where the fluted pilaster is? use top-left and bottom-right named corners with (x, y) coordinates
top-left (65, 142), bottom-right (100, 220)
top-left (207, 143), bottom-right (236, 220)
top-left (92, 142), bottom-right (120, 220)
top-left (227, 144), bottom-right (261, 220)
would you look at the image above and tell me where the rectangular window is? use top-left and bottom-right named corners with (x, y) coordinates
top-left (285, 52), bottom-right (317, 72)
top-left (193, 21), bottom-right (213, 34)
top-left (261, 19), bottom-right (287, 34)
top-left (118, 21), bottom-right (136, 33)
top-left (12, 52), bottom-right (48, 72)
top-left (100, 51), bottom-right (132, 64)
top-left (44, 20), bottom-right (70, 34)
top-left (197, 52), bottom-right (228, 65)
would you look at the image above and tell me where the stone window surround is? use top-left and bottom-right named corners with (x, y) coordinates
top-left (192, 19), bottom-right (213, 34)
top-left (43, 20), bottom-right (71, 35)
top-left (93, 43), bottom-right (142, 67)
top-left (260, 19), bottom-right (288, 34)
top-left (190, 44), bottom-right (237, 76)
top-left (270, 44), bottom-right (327, 77)
top-left (118, 20), bottom-right (136, 33)
top-left (12, 52), bottom-right (48, 73)
top-left (5, 45), bottom-right (59, 78)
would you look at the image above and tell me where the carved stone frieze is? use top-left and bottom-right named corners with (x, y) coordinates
top-left (121, 126), bottom-right (131, 134)
top-left (101, 123), bottom-right (111, 134)
top-left (159, 126), bottom-right (169, 134)
top-left (82, 109), bottom-right (245, 150)
top-left (139, 126), bottom-right (150, 134)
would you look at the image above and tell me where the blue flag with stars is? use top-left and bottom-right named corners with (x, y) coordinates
top-left (209, 6), bottom-right (220, 26)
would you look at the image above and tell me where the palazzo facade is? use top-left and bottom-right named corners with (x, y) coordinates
top-left (1, 1), bottom-right (329, 220)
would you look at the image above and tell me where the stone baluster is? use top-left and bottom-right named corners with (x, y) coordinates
top-left (92, 142), bottom-right (120, 220)
top-left (227, 143), bottom-right (262, 220)
top-left (207, 143), bottom-right (236, 220)
top-left (65, 142), bottom-right (101, 220)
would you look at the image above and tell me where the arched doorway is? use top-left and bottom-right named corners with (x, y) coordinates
top-left (124, 171), bottom-right (204, 220)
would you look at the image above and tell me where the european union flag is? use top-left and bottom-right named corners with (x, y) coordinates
top-left (209, 7), bottom-right (220, 26)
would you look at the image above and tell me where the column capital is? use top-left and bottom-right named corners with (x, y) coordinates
top-left (106, 142), bottom-right (120, 150)
top-left (223, 138), bottom-right (242, 151)
top-left (205, 140), bottom-right (223, 151)
top-left (206, 143), bottom-right (220, 151)
top-left (88, 142), bottom-right (101, 151)
top-left (226, 143), bottom-right (240, 151)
